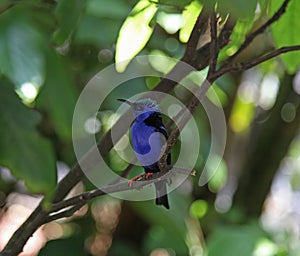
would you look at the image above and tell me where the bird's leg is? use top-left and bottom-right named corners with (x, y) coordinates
top-left (128, 174), bottom-right (144, 187)
top-left (145, 172), bottom-right (153, 179)
top-left (128, 172), bottom-right (154, 187)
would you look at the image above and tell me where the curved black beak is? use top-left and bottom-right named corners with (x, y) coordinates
top-left (117, 98), bottom-right (133, 106)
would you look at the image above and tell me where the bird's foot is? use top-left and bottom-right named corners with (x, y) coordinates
top-left (145, 172), bottom-right (153, 179)
top-left (128, 175), bottom-right (143, 187)
top-left (128, 173), bottom-right (154, 187)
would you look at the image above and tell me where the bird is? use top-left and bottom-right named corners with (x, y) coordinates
top-left (118, 98), bottom-right (170, 209)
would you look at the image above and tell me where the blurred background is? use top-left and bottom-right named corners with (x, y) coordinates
top-left (0, 0), bottom-right (300, 255)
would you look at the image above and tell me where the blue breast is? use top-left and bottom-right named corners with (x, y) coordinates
top-left (131, 112), bottom-right (166, 169)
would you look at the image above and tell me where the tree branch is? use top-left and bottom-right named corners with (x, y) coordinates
top-left (46, 167), bottom-right (193, 222)
top-left (159, 10), bottom-right (220, 170)
top-left (214, 45), bottom-right (300, 78)
top-left (208, 9), bottom-right (218, 78)
top-left (182, 5), bottom-right (210, 64)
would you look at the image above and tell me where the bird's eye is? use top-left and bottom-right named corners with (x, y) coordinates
top-left (136, 105), bottom-right (143, 110)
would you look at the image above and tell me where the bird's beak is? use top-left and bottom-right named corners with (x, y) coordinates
top-left (117, 98), bottom-right (133, 106)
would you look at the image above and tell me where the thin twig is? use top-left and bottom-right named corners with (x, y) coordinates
top-left (214, 45), bottom-right (300, 79)
top-left (45, 203), bottom-right (85, 223)
top-left (208, 10), bottom-right (218, 78)
top-left (47, 167), bottom-right (193, 221)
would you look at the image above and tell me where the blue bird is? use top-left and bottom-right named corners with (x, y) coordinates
top-left (118, 98), bottom-right (170, 209)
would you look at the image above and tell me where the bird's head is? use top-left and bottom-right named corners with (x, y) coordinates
top-left (118, 98), bottom-right (160, 118)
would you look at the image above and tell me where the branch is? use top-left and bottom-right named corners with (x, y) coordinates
top-left (214, 45), bottom-right (300, 78)
top-left (46, 167), bottom-right (194, 222)
top-left (159, 11), bottom-right (221, 170)
top-left (226, 0), bottom-right (291, 63)
top-left (182, 5), bottom-right (210, 64)
top-left (208, 9), bottom-right (218, 78)
top-left (196, 15), bottom-right (236, 70)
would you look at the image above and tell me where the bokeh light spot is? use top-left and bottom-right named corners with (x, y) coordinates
top-left (281, 103), bottom-right (296, 123)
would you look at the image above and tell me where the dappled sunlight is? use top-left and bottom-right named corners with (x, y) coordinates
top-left (258, 73), bottom-right (279, 110)
top-left (19, 82), bottom-right (39, 103)
top-left (0, 193), bottom-right (45, 256)
top-left (157, 13), bottom-right (184, 34)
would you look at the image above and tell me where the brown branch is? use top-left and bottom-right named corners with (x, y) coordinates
top-left (214, 45), bottom-right (300, 79)
top-left (45, 203), bottom-right (85, 223)
top-left (226, 0), bottom-right (291, 63)
top-left (159, 11), bottom-right (221, 170)
top-left (196, 15), bottom-right (236, 70)
top-left (182, 5), bottom-right (210, 64)
top-left (159, 81), bottom-right (213, 171)
top-left (208, 10), bottom-right (218, 78)
top-left (46, 167), bottom-right (193, 222)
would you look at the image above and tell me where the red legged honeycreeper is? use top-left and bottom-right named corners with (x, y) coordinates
top-left (118, 98), bottom-right (170, 209)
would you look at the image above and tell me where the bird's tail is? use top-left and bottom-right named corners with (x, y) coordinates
top-left (155, 181), bottom-right (169, 209)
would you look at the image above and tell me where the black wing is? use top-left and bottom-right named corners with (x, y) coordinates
top-left (144, 112), bottom-right (171, 166)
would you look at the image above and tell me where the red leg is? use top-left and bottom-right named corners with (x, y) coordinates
top-left (145, 172), bottom-right (153, 179)
top-left (128, 174), bottom-right (143, 187)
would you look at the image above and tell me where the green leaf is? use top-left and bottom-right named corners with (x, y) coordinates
top-left (217, 0), bottom-right (258, 18)
top-left (0, 7), bottom-right (46, 88)
top-left (179, 0), bottom-right (202, 43)
top-left (86, 0), bottom-right (130, 19)
top-left (258, 0), bottom-right (266, 10)
top-left (270, 0), bottom-right (300, 74)
top-left (54, 0), bottom-right (86, 45)
top-left (36, 51), bottom-right (77, 141)
top-left (75, 16), bottom-right (121, 45)
top-left (115, 0), bottom-right (158, 72)
top-left (0, 80), bottom-right (56, 195)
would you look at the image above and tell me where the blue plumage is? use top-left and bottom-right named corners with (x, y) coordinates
top-left (118, 98), bottom-right (170, 209)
